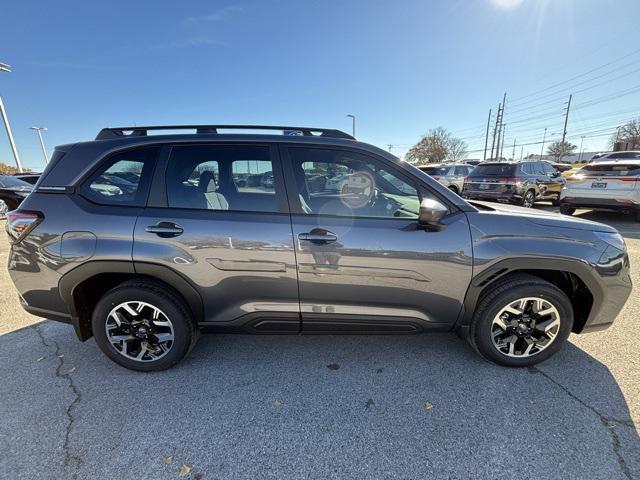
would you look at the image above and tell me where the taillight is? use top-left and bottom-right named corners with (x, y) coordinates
top-left (5, 211), bottom-right (42, 243)
top-left (500, 177), bottom-right (522, 184)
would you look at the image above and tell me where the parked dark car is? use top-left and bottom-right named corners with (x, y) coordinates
top-left (462, 161), bottom-right (565, 207)
top-left (0, 175), bottom-right (33, 215)
top-left (5, 125), bottom-right (631, 371)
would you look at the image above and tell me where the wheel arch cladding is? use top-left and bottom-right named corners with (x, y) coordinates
top-left (59, 261), bottom-right (204, 340)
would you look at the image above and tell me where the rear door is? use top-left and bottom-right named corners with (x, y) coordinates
top-left (133, 143), bottom-right (300, 331)
top-left (281, 145), bottom-right (473, 333)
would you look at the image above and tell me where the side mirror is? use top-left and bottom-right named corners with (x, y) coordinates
top-left (418, 198), bottom-right (448, 229)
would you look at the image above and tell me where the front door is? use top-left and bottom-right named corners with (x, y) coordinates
top-left (133, 143), bottom-right (300, 332)
top-left (282, 145), bottom-right (473, 333)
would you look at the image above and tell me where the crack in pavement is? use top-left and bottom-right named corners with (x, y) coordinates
top-left (530, 366), bottom-right (635, 480)
top-left (32, 324), bottom-right (83, 478)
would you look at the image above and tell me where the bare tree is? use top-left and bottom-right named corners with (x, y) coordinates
top-left (448, 137), bottom-right (468, 161)
top-left (609, 118), bottom-right (640, 149)
top-left (547, 140), bottom-right (577, 162)
top-left (406, 127), bottom-right (467, 164)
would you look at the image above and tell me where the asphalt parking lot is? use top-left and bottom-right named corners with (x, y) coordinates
top-left (1, 206), bottom-right (639, 480)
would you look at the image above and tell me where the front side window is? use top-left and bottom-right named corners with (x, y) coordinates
top-left (289, 147), bottom-right (422, 219)
top-left (166, 145), bottom-right (279, 212)
top-left (81, 147), bottom-right (159, 206)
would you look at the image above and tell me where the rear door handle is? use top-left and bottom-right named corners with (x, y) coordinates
top-left (145, 222), bottom-right (184, 238)
top-left (298, 231), bottom-right (337, 244)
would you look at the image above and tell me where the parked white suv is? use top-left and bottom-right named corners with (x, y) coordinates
top-left (589, 151), bottom-right (640, 164)
top-left (418, 163), bottom-right (475, 195)
top-left (559, 160), bottom-right (640, 221)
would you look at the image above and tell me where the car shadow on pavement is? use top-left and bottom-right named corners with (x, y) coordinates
top-left (1, 321), bottom-right (638, 480)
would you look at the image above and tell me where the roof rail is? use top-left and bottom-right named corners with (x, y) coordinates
top-left (95, 125), bottom-right (355, 141)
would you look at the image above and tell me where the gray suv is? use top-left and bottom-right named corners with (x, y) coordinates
top-left (6, 125), bottom-right (632, 371)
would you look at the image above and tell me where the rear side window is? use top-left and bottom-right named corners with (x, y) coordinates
top-left (580, 164), bottom-right (640, 176)
top-left (81, 147), bottom-right (159, 206)
top-left (165, 145), bottom-right (280, 212)
top-left (469, 164), bottom-right (516, 176)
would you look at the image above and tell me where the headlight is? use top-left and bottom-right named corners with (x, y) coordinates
top-left (594, 231), bottom-right (625, 251)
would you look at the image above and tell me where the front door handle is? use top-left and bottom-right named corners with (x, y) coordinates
top-left (298, 230), bottom-right (337, 244)
top-left (145, 222), bottom-right (184, 238)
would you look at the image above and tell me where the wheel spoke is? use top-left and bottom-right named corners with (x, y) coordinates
top-left (122, 303), bottom-right (139, 317)
top-left (537, 318), bottom-right (560, 334)
top-left (108, 334), bottom-right (135, 344)
top-left (154, 333), bottom-right (173, 344)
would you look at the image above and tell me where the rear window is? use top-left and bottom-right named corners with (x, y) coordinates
top-left (0, 176), bottom-right (32, 188)
top-left (468, 164), bottom-right (516, 176)
top-left (420, 166), bottom-right (449, 176)
top-left (580, 164), bottom-right (640, 177)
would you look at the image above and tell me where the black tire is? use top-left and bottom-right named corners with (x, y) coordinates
top-left (635, 210), bottom-right (640, 222)
top-left (92, 280), bottom-right (198, 371)
top-left (559, 204), bottom-right (575, 216)
top-left (468, 274), bottom-right (573, 367)
top-left (521, 189), bottom-right (535, 208)
top-left (551, 196), bottom-right (560, 207)
top-left (2, 197), bottom-right (18, 211)
top-left (448, 185), bottom-right (459, 195)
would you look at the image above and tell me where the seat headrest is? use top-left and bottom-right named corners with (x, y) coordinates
top-left (199, 171), bottom-right (217, 192)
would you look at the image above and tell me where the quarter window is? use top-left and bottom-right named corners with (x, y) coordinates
top-left (289, 147), bottom-right (422, 219)
top-left (81, 147), bottom-right (159, 206)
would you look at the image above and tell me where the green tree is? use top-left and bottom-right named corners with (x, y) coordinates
top-left (547, 140), bottom-right (577, 161)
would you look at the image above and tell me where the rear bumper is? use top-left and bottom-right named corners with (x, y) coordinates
top-left (462, 190), bottom-right (520, 203)
top-left (560, 196), bottom-right (640, 212)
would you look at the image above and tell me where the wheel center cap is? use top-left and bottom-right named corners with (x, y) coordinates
top-left (517, 323), bottom-right (529, 334)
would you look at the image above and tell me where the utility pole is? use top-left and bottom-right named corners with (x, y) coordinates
top-left (578, 135), bottom-right (585, 162)
top-left (489, 103), bottom-right (501, 161)
top-left (387, 144), bottom-right (393, 152)
top-left (499, 124), bottom-right (506, 160)
top-left (30, 126), bottom-right (49, 164)
top-left (483, 108), bottom-right (492, 161)
top-left (0, 62), bottom-right (23, 173)
top-left (561, 94), bottom-right (572, 144)
top-left (511, 138), bottom-right (516, 160)
top-left (520, 146), bottom-right (524, 161)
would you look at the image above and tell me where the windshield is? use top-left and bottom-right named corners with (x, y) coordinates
top-left (0, 175), bottom-right (33, 189)
top-left (468, 164), bottom-right (516, 176)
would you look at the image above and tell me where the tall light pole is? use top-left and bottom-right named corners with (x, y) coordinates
top-left (578, 135), bottom-right (585, 162)
top-left (346, 114), bottom-right (356, 138)
top-left (0, 62), bottom-right (23, 172)
top-left (30, 127), bottom-right (49, 164)
top-left (540, 127), bottom-right (548, 160)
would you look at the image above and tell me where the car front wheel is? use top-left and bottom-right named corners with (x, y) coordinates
top-left (469, 274), bottom-right (573, 367)
top-left (92, 280), bottom-right (198, 371)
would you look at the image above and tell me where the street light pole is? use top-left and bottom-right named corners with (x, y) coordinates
top-left (0, 62), bottom-right (23, 173)
top-left (346, 114), bottom-right (356, 138)
top-left (540, 127), bottom-right (548, 160)
top-left (578, 135), bottom-right (585, 162)
top-left (30, 126), bottom-right (49, 164)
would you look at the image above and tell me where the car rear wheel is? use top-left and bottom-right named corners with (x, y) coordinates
top-left (521, 190), bottom-right (535, 208)
top-left (448, 185), bottom-right (459, 195)
top-left (0, 199), bottom-right (8, 219)
top-left (559, 204), bottom-right (575, 216)
top-left (92, 280), bottom-right (198, 371)
top-left (468, 274), bottom-right (573, 367)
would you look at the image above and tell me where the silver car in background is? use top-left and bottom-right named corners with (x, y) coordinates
top-left (418, 163), bottom-right (475, 195)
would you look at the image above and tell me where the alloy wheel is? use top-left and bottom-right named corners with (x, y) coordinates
top-left (491, 297), bottom-right (561, 358)
top-left (522, 191), bottom-right (535, 208)
top-left (0, 199), bottom-right (7, 219)
top-left (105, 301), bottom-right (174, 362)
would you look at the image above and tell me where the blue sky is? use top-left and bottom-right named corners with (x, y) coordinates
top-left (1, 0), bottom-right (639, 169)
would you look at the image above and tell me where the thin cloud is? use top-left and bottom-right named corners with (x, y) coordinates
top-left (184, 5), bottom-right (242, 24)
top-left (27, 61), bottom-right (119, 71)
